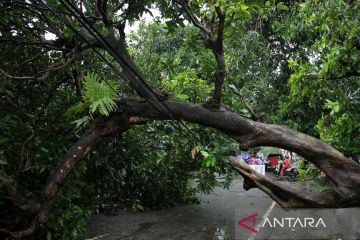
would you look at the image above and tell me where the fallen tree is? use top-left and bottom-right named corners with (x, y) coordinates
top-left (120, 98), bottom-right (360, 208)
top-left (3, 98), bottom-right (360, 238)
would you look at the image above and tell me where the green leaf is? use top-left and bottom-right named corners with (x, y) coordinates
top-left (47, 231), bottom-right (52, 240)
top-left (83, 72), bottom-right (119, 116)
top-left (0, 158), bottom-right (7, 165)
top-left (174, 93), bottom-right (189, 102)
top-left (277, 3), bottom-right (288, 11)
top-left (200, 150), bottom-right (209, 158)
top-left (73, 116), bottom-right (92, 129)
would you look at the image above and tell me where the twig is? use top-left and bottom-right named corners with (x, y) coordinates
top-left (228, 85), bottom-right (261, 121)
top-left (173, 0), bottom-right (210, 35)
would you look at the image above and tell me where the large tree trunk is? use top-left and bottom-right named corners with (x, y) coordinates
top-left (120, 98), bottom-right (360, 208)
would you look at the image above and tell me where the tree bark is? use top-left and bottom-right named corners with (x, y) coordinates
top-left (119, 98), bottom-right (360, 207)
top-left (38, 114), bottom-right (131, 226)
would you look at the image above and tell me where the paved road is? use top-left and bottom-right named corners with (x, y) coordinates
top-left (85, 177), bottom-right (360, 240)
top-left (85, 177), bottom-right (273, 240)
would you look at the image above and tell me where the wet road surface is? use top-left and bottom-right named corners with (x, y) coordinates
top-left (85, 177), bottom-right (273, 240)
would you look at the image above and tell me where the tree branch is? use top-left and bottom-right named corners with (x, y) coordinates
top-left (1, 96), bottom-right (35, 122)
top-left (11, 50), bottom-right (51, 73)
top-left (96, 0), bottom-right (111, 27)
top-left (0, 50), bottom-right (76, 81)
top-left (174, 0), bottom-right (210, 35)
top-left (118, 98), bottom-right (360, 207)
top-left (0, 179), bottom-right (40, 215)
top-left (215, 6), bottom-right (225, 46)
top-left (174, 1), bottom-right (226, 107)
top-left (37, 114), bottom-right (131, 228)
top-left (0, 37), bottom-right (63, 51)
top-left (112, 0), bottom-right (127, 15)
top-left (229, 157), bottom-right (340, 207)
top-left (228, 85), bottom-right (261, 121)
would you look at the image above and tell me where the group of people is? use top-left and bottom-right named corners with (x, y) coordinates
top-left (242, 155), bottom-right (264, 165)
top-left (241, 153), bottom-right (292, 177)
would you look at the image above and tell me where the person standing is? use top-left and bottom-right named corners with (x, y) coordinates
top-left (280, 155), bottom-right (291, 176)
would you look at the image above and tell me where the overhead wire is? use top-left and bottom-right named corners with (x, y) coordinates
top-left (37, 0), bottom-right (201, 145)
top-left (33, 0), bottom-right (121, 94)
top-left (59, 0), bottom-right (202, 145)
top-left (59, 0), bottom-right (200, 145)
top-left (58, 0), bottom-right (181, 122)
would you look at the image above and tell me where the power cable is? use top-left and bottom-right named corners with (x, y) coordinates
top-left (37, 0), bottom-right (200, 145)
top-left (58, 0), bottom-right (200, 144)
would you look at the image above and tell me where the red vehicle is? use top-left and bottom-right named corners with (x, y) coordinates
top-left (265, 154), bottom-right (283, 172)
